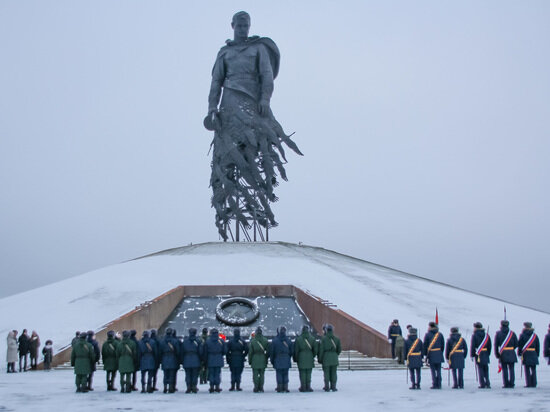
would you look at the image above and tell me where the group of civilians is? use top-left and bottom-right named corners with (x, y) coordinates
top-left (6, 329), bottom-right (53, 372)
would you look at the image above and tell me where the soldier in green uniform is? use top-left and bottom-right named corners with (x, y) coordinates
top-left (294, 325), bottom-right (317, 392)
top-left (116, 330), bottom-right (137, 393)
top-left (248, 327), bottom-right (269, 393)
top-left (101, 330), bottom-right (119, 391)
top-left (199, 327), bottom-right (208, 384)
top-left (70, 331), bottom-right (95, 393)
top-left (318, 324), bottom-right (341, 391)
top-left (395, 334), bottom-right (405, 364)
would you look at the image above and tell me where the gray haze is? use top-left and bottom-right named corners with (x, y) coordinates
top-left (1, 1), bottom-right (549, 312)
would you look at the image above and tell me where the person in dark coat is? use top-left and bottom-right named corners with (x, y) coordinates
top-left (199, 328), bottom-right (209, 384)
top-left (29, 331), bottom-right (40, 370)
top-left (445, 327), bottom-right (467, 389)
top-left (203, 328), bottom-right (226, 393)
top-left (494, 320), bottom-right (518, 388)
top-left (71, 331), bottom-right (80, 347)
top-left (318, 324), bottom-right (341, 392)
top-left (149, 329), bottom-right (160, 391)
top-left (18, 329), bottom-right (29, 372)
top-left (71, 332), bottom-right (95, 392)
top-left (116, 330), bottom-right (137, 393)
top-left (101, 330), bottom-right (119, 391)
top-left (226, 328), bottom-right (249, 391)
top-left (86, 331), bottom-right (100, 391)
top-left (404, 327), bottom-right (423, 389)
top-left (544, 323), bottom-right (550, 365)
top-left (181, 328), bottom-right (202, 393)
top-left (138, 330), bottom-right (157, 393)
top-left (294, 325), bottom-right (317, 392)
top-left (42, 339), bottom-right (53, 370)
top-left (388, 319), bottom-right (402, 359)
top-left (159, 328), bottom-right (180, 393)
top-left (248, 327), bottom-right (269, 392)
top-left (518, 321), bottom-right (540, 388)
top-left (423, 321), bottom-right (444, 389)
top-left (270, 326), bottom-right (294, 393)
top-left (129, 330), bottom-right (139, 391)
top-left (470, 322), bottom-right (492, 389)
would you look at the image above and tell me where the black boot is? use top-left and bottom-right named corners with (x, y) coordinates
top-left (284, 383), bottom-right (290, 393)
top-left (236, 382), bottom-right (242, 391)
top-left (276, 384), bottom-right (281, 393)
top-left (330, 382), bottom-right (337, 392)
top-left (209, 384), bottom-right (215, 393)
top-left (299, 385), bottom-right (305, 392)
top-left (163, 384), bottom-right (168, 394)
top-left (147, 383), bottom-right (153, 393)
top-left (307, 384), bottom-right (313, 392)
top-left (141, 384), bottom-right (146, 393)
top-left (323, 381), bottom-right (330, 392)
top-left (185, 384), bottom-right (192, 394)
top-left (192, 385), bottom-right (198, 393)
top-left (168, 384), bottom-right (175, 394)
top-left (215, 384), bottom-right (222, 392)
top-left (253, 384), bottom-right (259, 393)
top-left (229, 382), bottom-right (235, 391)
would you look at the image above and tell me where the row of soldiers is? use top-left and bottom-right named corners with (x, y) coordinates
top-left (390, 320), bottom-right (549, 390)
top-left (71, 324), bottom-right (342, 394)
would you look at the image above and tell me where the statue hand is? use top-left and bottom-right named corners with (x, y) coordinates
top-left (258, 101), bottom-right (271, 117)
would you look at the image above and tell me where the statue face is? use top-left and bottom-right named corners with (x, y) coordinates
top-left (232, 18), bottom-right (250, 41)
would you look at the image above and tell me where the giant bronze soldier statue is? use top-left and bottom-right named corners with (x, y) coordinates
top-left (205, 11), bottom-right (302, 241)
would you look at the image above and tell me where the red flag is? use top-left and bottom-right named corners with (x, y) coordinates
top-left (435, 308), bottom-right (439, 325)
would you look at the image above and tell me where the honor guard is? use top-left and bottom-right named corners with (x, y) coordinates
top-left (116, 330), bottom-right (137, 393)
top-left (248, 327), bottom-right (269, 393)
top-left (423, 321), bottom-right (445, 389)
top-left (160, 328), bottom-right (180, 393)
top-left (404, 327), bottom-right (423, 389)
top-left (270, 326), bottom-right (294, 393)
top-left (494, 320), bottom-right (518, 388)
top-left (138, 330), bottom-right (158, 393)
top-left (226, 328), bottom-right (249, 391)
top-left (388, 319), bottom-right (402, 359)
top-left (70, 331), bottom-right (95, 393)
top-left (101, 330), bottom-right (119, 391)
top-left (203, 328), bottom-right (226, 393)
top-left (544, 324), bottom-right (550, 366)
top-left (470, 322), bottom-right (491, 389)
top-left (445, 327), bottom-right (467, 389)
top-left (518, 322), bottom-right (540, 388)
top-left (294, 325), bottom-right (317, 392)
top-left (181, 328), bottom-right (202, 393)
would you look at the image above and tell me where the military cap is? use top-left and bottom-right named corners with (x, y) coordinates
top-left (524, 322), bottom-right (533, 329)
top-left (188, 328), bottom-right (197, 335)
top-left (473, 322), bottom-right (483, 329)
top-left (87, 330), bottom-right (94, 337)
top-left (210, 328), bottom-right (219, 335)
top-left (409, 328), bottom-right (418, 335)
top-left (255, 327), bottom-right (263, 335)
top-left (142, 330), bottom-right (150, 338)
top-left (79, 332), bottom-right (87, 339)
top-left (429, 321), bottom-right (437, 328)
top-left (165, 328), bottom-right (173, 335)
top-left (130, 330), bottom-right (137, 337)
top-left (122, 330), bottom-right (130, 338)
top-left (393, 319), bottom-right (399, 324)
top-left (450, 327), bottom-right (459, 333)
top-left (326, 324), bottom-right (334, 332)
top-left (202, 328), bottom-right (208, 334)
top-left (501, 320), bottom-right (509, 327)
top-left (302, 325), bottom-right (309, 333)
top-left (107, 330), bottom-right (115, 338)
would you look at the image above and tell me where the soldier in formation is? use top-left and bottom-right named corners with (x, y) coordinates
top-left (199, 327), bottom-right (209, 384)
top-left (294, 325), bottom-right (317, 392)
top-left (445, 327), bottom-right (467, 389)
top-left (544, 324), bottom-right (550, 366)
top-left (116, 330), bottom-right (137, 393)
top-left (226, 328), bottom-right (248, 391)
top-left (70, 332), bottom-right (95, 392)
top-left (518, 321), bottom-right (540, 388)
top-left (203, 328), bottom-right (226, 393)
top-left (424, 321), bottom-right (445, 389)
top-left (470, 322), bottom-right (491, 389)
top-left (149, 329), bottom-right (160, 391)
top-left (248, 327), bottom-right (269, 392)
top-left (270, 326), bottom-right (293, 393)
top-left (138, 330), bottom-right (158, 393)
top-left (86, 331), bottom-right (100, 391)
top-left (494, 320), bottom-right (518, 388)
top-left (404, 327), bottom-right (423, 389)
top-left (387, 319), bottom-right (402, 359)
top-left (181, 328), bottom-right (202, 393)
top-left (101, 330), bottom-right (119, 391)
top-left (159, 328), bottom-right (179, 393)
top-left (318, 324), bottom-right (341, 392)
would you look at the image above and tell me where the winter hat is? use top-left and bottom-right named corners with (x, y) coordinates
top-left (189, 328), bottom-right (197, 336)
top-left (122, 330), bottom-right (130, 339)
top-left (255, 327), bottom-right (263, 335)
top-left (302, 325), bottom-right (309, 333)
top-left (326, 324), bottom-right (334, 332)
top-left (393, 319), bottom-right (399, 324)
top-left (523, 322), bottom-right (533, 329)
top-left (142, 330), bottom-right (150, 338)
top-left (409, 328), bottom-right (418, 335)
top-left (107, 330), bottom-right (115, 338)
top-left (79, 332), bottom-right (87, 339)
top-left (429, 322), bottom-right (437, 328)
top-left (473, 322), bottom-right (483, 329)
top-left (501, 320), bottom-right (509, 327)
top-left (450, 327), bottom-right (459, 333)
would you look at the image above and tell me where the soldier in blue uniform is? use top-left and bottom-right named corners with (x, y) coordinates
top-left (470, 322), bottom-right (491, 389)
top-left (203, 328), bottom-right (226, 393)
top-left (518, 321), bottom-right (540, 388)
top-left (86, 331), bottom-right (100, 391)
top-left (423, 321), bottom-right (444, 389)
top-left (270, 326), bottom-right (293, 393)
top-left (149, 329), bottom-right (160, 391)
top-left (138, 330), bottom-right (158, 393)
top-left (388, 319), bottom-right (402, 359)
top-left (181, 328), bottom-right (202, 393)
top-left (445, 327), bottom-right (467, 389)
top-left (227, 328), bottom-right (249, 391)
top-left (544, 324), bottom-right (550, 366)
top-left (404, 327), bottom-right (423, 389)
top-left (494, 320), bottom-right (518, 388)
top-left (159, 328), bottom-right (180, 393)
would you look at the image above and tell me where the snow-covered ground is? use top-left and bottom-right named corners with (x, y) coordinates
top-left (1, 242), bottom-right (548, 361)
top-left (1, 367), bottom-right (550, 411)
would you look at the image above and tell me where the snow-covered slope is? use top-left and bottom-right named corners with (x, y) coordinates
top-left (1, 242), bottom-right (547, 360)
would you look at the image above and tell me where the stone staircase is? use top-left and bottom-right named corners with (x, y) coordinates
top-left (56, 350), bottom-right (405, 371)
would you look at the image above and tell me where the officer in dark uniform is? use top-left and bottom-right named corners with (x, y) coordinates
top-left (160, 327), bottom-right (180, 393)
top-left (388, 319), bottom-right (402, 359)
top-left (227, 328), bottom-right (248, 391)
top-left (138, 330), bottom-right (158, 393)
top-left (404, 327), bottom-right (423, 389)
top-left (199, 327), bottom-right (209, 384)
top-left (470, 321), bottom-right (491, 389)
top-left (203, 328), bottom-right (226, 393)
top-left (270, 326), bottom-right (293, 393)
top-left (149, 329), bottom-right (160, 391)
top-left (544, 323), bottom-right (550, 366)
top-left (445, 327), bottom-right (467, 389)
top-left (518, 321), bottom-right (540, 388)
top-left (181, 328), bottom-right (202, 393)
top-left (494, 320), bottom-right (518, 388)
top-left (86, 331), bottom-right (100, 391)
top-left (423, 321), bottom-right (444, 389)
top-left (129, 330), bottom-right (139, 391)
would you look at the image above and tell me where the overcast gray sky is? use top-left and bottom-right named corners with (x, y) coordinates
top-left (1, 1), bottom-right (549, 312)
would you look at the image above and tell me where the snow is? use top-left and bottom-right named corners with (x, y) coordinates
top-left (1, 367), bottom-right (550, 411)
top-left (1, 242), bottom-right (548, 361)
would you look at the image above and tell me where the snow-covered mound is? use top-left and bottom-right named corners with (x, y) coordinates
top-left (1, 242), bottom-right (547, 359)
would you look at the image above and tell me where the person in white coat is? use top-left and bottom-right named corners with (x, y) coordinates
top-left (6, 330), bottom-right (18, 373)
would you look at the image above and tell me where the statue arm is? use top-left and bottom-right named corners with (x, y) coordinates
top-left (257, 45), bottom-right (274, 108)
top-left (208, 53), bottom-right (225, 113)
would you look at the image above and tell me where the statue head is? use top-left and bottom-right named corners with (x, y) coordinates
top-left (231, 11), bottom-right (250, 42)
